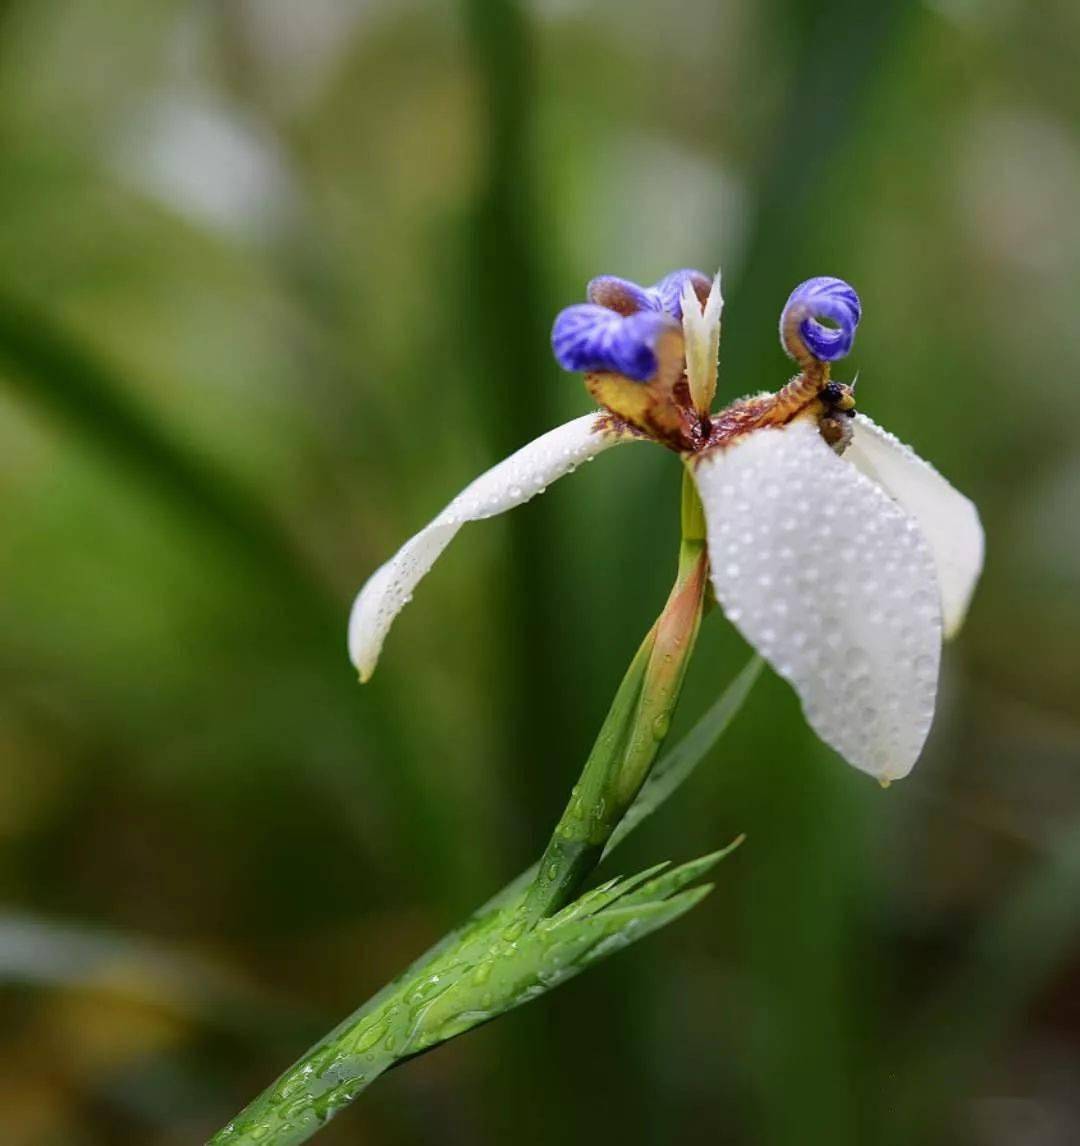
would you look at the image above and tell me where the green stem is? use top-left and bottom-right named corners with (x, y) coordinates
top-left (211, 471), bottom-right (714, 1146)
top-left (522, 469), bottom-right (708, 919)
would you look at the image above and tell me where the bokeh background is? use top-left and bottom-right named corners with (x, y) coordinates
top-left (2, 1), bottom-right (1079, 1142)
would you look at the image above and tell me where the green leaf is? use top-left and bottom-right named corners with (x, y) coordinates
top-left (407, 866), bottom-right (721, 1047)
top-left (212, 655), bottom-right (760, 1145)
top-left (613, 840), bottom-right (745, 908)
top-left (212, 849), bottom-right (728, 1145)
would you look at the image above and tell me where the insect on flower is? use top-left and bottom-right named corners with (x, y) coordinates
top-left (348, 270), bottom-right (983, 782)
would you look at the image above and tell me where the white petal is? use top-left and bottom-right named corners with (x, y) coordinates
top-left (681, 270), bottom-right (723, 415)
top-left (348, 414), bottom-right (636, 680)
top-left (845, 413), bottom-right (983, 639)
top-left (694, 419), bottom-right (943, 781)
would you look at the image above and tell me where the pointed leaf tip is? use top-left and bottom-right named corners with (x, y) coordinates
top-left (617, 842), bottom-right (742, 908)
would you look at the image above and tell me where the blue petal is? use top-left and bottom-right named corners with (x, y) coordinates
top-left (650, 269), bottom-right (711, 319)
top-left (551, 304), bottom-right (678, 381)
top-left (780, 276), bottom-right (861, 362)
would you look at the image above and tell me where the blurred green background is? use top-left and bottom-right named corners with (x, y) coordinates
top-left (1, 1), bottom-right (1079, 1142)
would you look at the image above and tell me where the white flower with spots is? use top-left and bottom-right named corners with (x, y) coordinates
top-left (349, 271), bottom-right (983, 782)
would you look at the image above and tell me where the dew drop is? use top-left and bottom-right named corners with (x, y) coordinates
top-left (352, 1020), bottom-right (389, 1054)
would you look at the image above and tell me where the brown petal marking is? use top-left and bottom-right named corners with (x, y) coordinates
top-left (586, 279), bottom-right (646, 315)
top-left (585, 325), bottom-right (700, 451)
top-left (695, 365), bottom-right (847, 457)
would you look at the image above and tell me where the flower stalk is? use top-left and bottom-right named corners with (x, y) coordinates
top-left (213, 472), bottom-right (721, 1146)
top-left (523, 469), bottom-right (708, 920)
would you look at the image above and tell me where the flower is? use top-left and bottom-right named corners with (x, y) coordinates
top-left (348, 270), bottom-right (983, 782)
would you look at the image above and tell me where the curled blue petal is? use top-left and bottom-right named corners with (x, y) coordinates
top-left (780, 276), bottom-right (861, 363)
top-left (587, 275), bottom-right (662, 316)
top-left (586, 269), bottom-right (711, 319)
top-left (651, 268), bottom-right (711, 319)
top-left (551, 304), bottom-right (678, 381)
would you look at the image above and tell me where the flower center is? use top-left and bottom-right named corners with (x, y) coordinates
top-left (552, 272), bottom-right (862, 457)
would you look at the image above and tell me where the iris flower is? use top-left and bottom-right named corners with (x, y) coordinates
top-left (348, 271), bottom-right (983, 782)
